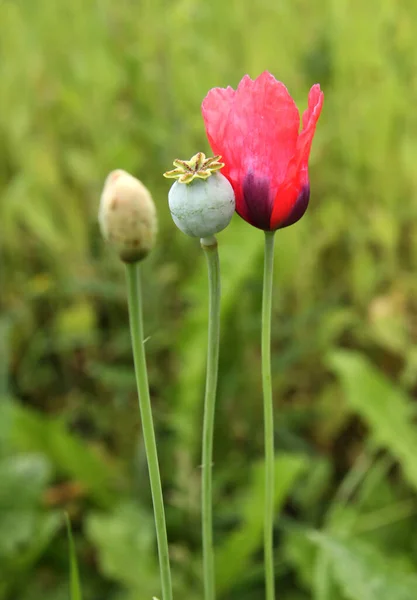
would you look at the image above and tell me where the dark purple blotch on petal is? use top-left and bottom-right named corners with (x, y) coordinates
top-left (279, 184), bottom-right (310, 229)
top-left (240, 171), bottom-right (273, 230)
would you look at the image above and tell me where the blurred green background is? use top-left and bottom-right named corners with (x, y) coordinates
top-left (2, 0), bottom-right (417, 598)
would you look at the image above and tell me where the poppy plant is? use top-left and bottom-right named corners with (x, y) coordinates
top-left (202, 71), bottom-right (323, 600)
top-left (202, 71), bottom-right (323, 231)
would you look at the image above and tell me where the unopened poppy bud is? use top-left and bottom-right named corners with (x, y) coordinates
top-left (164, 152), bottom-right (235, 238)
top-left (99, 170), bottom-right (157, 263)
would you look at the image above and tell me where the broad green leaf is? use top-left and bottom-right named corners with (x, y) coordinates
top-left (0, 454), bottom-right (51, 511)
top-left (0, 401), bottom-right (122, 507)
top-left (312, 534), bottom-right (417, 600)
top-left (86, 502), bottom-right (159, 597)
top-left (283, 529), bottom-right (317, 591)
top-left (216, 454), bottom-right (307, 593)
top-left (0, 454), bottom-right (60, 597)
top-left (329, 351), bottom-right (417, 491)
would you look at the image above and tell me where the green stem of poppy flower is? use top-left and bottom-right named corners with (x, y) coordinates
top-left (262, 230), bottom-right (276, 600)
top-left (201, 235), bottom-right (221, 600)
top-left (126, 262), bottom-right (173, 600)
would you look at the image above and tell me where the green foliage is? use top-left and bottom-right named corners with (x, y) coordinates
top-left (216, 454), bottom-right (307, 593)
top-left (0, 401), bottom-right (123, 508)
top-left (329, 351), bottom-right (417, 491)
top-left (312, 534), bottom-right (417, 600)
top-left (0, 453), bottom-right (60, 599)
top-left (87, 503), bottom-right (160, 599)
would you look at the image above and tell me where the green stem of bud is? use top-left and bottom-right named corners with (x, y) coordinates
top-left (126, 262), bottom-right (173, 600)
top-left (201, 237), bottom-right (221, 600)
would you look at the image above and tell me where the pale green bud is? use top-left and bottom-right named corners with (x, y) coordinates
top-left (99, 170), bottom-right (157, 262)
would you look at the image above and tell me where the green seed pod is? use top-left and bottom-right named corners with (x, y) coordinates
top-left (99, 170), bottom-right (157, 262)
top-left (164, 153), bottom-right (235, 239)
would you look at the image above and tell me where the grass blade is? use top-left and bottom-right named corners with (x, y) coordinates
top-left (65, 513), bottom-right (83, 600)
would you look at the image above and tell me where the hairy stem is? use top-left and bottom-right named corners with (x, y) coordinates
top-left (262, 230), bottom-right (276, 600)
top-left (126, 262), bottom-right (173, 600)
top-left (201, 236), bottom-right (221, 600)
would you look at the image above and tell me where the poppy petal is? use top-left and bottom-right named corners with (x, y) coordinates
top-left (278, 184), bottom-right (310, 229)
top-left (202, 72), bottom-right (301, 228)
top-left (240, 171), bottom-right (273, 230)
top-left (270, 84), bottom-right (323, 229)
top-left (201, 85), bottom-right (236, 176)
top-left (296, 84), bottom-right (324, 179)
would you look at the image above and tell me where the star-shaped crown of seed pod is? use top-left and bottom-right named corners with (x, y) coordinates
top-left (163, 152), bottom-right (224, 184)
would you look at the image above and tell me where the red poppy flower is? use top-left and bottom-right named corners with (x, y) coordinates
top-left (201, 71), bottom-right (324, 231)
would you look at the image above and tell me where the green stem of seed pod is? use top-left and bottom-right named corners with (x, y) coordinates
top-left (126, 262), bottom-right (173, 600)
top-left (201, 235), bottom-right (221, 600)
top-left (262, 230), bottom-right (276, 600)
